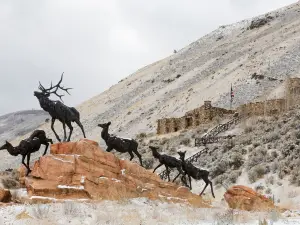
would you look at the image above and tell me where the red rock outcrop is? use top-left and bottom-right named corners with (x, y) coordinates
top-left (0, 189), bottom-right (12, 203)
top-left (24, 139), bottom-right (211, 207)
top-left (224, 185), bottom-right (277, 211)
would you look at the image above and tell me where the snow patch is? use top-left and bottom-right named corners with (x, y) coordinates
top-left (51, 156), bottom-right (73, 163)
top-left (30, 196), bottom-right (57, 201)
top-left (121, 169), bottom-right (126, 175)
top-left (81, 176), bottom-right (85, 184)
top-left (57, 185), bottom-right (84, 190)
top-left (111, 178), bottom-right (121, 183)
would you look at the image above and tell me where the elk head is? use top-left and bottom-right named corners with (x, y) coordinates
top-left (97, 122), bottom-right (111, 129)
top-left (177, 151), bottom-right (187, 161)
top-left (34, 72), bottom-right (73, 102)
top-left (149, 146), bottom-right (160, 158)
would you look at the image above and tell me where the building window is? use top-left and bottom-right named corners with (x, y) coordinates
top-left (186, 117), bottom-right (193, 127)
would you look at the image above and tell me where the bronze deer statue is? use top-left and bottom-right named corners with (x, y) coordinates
top-left (34, 73), bottom-right (86, 142)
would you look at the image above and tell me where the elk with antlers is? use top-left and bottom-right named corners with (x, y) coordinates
top-left (34, 73), bottom-right (86, 142)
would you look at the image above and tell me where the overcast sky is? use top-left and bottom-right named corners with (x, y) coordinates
top-left (0, 0), bottom-right (297, 115)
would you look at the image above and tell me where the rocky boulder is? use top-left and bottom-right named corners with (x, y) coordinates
top-left (0, 189), bottom-right (12, 203)
top-left (224, 185), bottom-right (277, 211)
top-left (24, 139), bottom-right (211, 207)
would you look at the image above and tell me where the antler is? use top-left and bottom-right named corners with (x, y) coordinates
top-left (38, 72), bottom-right (73, 102)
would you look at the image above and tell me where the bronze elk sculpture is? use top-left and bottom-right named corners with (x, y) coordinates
top-left (0, 130), bottom-right (53, 176)
top-left (98, 122), bottom-right (143, 167)
top-left (34, 73), bottom-right (86, 142)
top-left (176, 151), bottom-right (215, 198)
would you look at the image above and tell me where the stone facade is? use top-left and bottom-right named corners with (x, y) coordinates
top-left (237, 77), bottom-right (300, 117)
top-left (156, 101), bottom-right (234, 135)
top-left (156, 78), bottom-right (300, 135)
top-left (286, 77), bottom-right (300, 109)
top-left (236, 99), bottom-right (286, 117)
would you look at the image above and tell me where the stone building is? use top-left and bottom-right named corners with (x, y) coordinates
top-left (156, 101), bottom-right (234, 135)
top-left (156, 77), bottom-right (300, 135)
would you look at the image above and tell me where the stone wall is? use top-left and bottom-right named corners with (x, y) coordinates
top-left (236, 99), bottom-right (286, 117)
top-left (237, 77), bottom-right (300, 117)
top-left (156, 101), bottom-right (234, 135)
top-left (156, 77), bottom-right (300, 135)
top-left (286, 77), bottom-right (300, 109)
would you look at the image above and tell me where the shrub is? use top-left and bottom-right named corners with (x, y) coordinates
top-left (244, 126), bottom-right (253, 133)
top-left (248, 165), bottom-right (266, 183)
top-left (211, 160), bottom-right (229, 178)
top-left (253, 142), bottom-right (260, 148)
top-left (143, 158), bottom-right (154, 169)
top-left (1, 177), bottom-right (19, 189)
top-left (137, 132), bottom-right (147, 138)
top-left (229, 153), bottom-right (244, 169)
top-left (180, 138), bottom-right (190, 146)
top-left (222, 141), bottom-right (235, 152)
top-left (255, 184), bottom-right (265, 191)
top-left (289, 170), bottom-right (300, 186)
top-left (240, 137), bottom-right (252, 146)
top-left (266, 175), bottom-right (274, 185)
top-left (227, 170), bottom-right (241, 184)
top-left (263, 132), bottom-right (279, 144)
top-left (271, 151), bottom-right (278, 159)
top-left (160, 138), bottom-right (168, 145)
top-left (214, 174), bottom-right (227, 186)
top-left (265, 187), bottom-right (272, 194)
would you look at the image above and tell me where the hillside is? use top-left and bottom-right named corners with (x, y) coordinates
top-left (3, 2), bottom-right (300, 169)
top-left (0, 110), bottom-right (48, 144)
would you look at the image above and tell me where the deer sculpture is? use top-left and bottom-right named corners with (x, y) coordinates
top-left (149, 146), bottom-right (188, 186)
top-left (98, 122), bottom-right (143, 167)
top-left (0, 130), bottom-right (53, 176)
top-left (177, 151), bottom-right (215, 198)
top-left (34, 72), bottom-right (86, 142)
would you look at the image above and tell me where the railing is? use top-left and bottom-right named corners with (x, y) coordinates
top-left (195, 135), bottom-right (236, 146)
top-left (195, 116), bottom-right (241, 147)
top-left (158, 115), bottom-right (241, 182)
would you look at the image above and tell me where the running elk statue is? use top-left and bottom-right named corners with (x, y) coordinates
top-left (0, 130), bottom-right (53, 176)
top-left (34, 72), bottom-right (86, 142)
top-left (149, 146), bottom-right (187, 185)
top-left (177, 151), bottom-right (215, 198)
top-left (98, 122), bottom-right (143, 167)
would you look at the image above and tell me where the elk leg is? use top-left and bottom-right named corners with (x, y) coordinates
top-left (106, 146), bottom-right (113, 152)
top-left (173, 165), bottom-right (184, 182)
top-left (21, 155), bottom-right (29, 173)
top-left (133, 149), bottom-right (143, 167)
top-left (199, 181), bottom-right (209, 196)
top-left (42, 143), bottom-right (49, 156)
top-left (66, 122), bottom-right (73, 142)
top-left (172, 172), bottom-right (181, 182)
top-left (180, 174), bottom-right (189, 188)
top-left (26, 153), bottom-right (32, 175)
top-left (165, 166), bottom-right (171, 181)
top-left (76, 120), bottom-right (86, 138)
top-left (208, 179), bottom-right (215, 198)
top-left (153, 163), bottom-right (163, 173)
top-left (128, 151), bottom-right (134, 161)
top-left (188, 175), bottom-right (192, 190)
top-left (51, 118), bottom-right (61, 142)
top-left (62, 122), bottom-right (67, 142)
